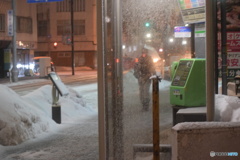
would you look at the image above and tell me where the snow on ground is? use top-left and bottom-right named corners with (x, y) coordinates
top-left (1, 70), bottom-right (240, 160)
top-left (1, 77), bottom-right (240, 146)
top-left (0, 83), bottom-right (97, 146)
top-left (215, 94), bottom-right (240, 122)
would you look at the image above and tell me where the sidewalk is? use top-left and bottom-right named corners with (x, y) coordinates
top-left (0, 75), bottom-right (46, 85)
top-left (0, 66), bottom-right (95, 85)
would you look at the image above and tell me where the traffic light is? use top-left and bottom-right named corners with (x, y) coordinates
top-left (145, 22), bottom-right (150, 27)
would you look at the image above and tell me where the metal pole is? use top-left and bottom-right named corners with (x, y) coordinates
top-left (97, 0), bottom-right (107, 159)
top-left (215, 0), bottom-right (219, 94)
top-left (205, 0), bottom-right (216, 121)
top-left (221, 0), bottom-right (227, 95)
top-left (152, 76), bottom-right (160, 160)
top-left (191, 24), bottom-right (195, 58)
top-left (71, 0), bottom-right (75, 75)
top-left (112, 0), bottom-right (124, 159)
top-left (11, 0), bottom-right (18, 82)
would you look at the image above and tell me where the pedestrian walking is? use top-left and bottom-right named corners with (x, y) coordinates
top-left (133, 48), bottom-right (156, 111)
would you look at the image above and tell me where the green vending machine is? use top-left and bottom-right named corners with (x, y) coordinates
top-left (170, 58), bottom-right (206, 107)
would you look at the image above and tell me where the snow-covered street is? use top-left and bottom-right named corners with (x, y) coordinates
top-left (1, 71), bottom-right (240, 160)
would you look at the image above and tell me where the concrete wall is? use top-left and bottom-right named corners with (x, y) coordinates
top-left (172, 122), bottom-right (240, 160)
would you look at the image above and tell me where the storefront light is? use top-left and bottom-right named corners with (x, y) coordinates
top-left (17, 63), bottom-right (22, 68)
top-left (182, 40), bottom-right (187, 45)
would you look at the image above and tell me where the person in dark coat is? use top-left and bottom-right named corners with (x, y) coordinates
top-left (134, 48), bottom-right (156, 111)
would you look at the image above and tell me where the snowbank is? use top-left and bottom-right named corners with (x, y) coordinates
top-left (215, 94), bottom-right (240, 122)
top-left (0, 84), bottom-right (95, 146)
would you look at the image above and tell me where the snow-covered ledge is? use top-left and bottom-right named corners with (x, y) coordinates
top-left (172, 122), bottom-right (240, 160)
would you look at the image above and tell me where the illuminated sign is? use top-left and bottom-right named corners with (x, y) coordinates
top-left (174, 26), bottom-right (191, 38)
top-left (7, 10), bottom-right (13, 36)
top-left (177, 0), bottom-right (205, 24)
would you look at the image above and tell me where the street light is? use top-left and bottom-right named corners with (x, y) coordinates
top-left (146, 33), bottom-right (152, 38)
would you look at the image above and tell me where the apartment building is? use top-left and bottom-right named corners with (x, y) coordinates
top-left (34, 0), bottom-right (97, 69)
top-left (0, 0), bottom-right (97, 78)
top-left (0, 0), bottom-right (37, 78)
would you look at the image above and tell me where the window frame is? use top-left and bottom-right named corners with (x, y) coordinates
top-left (0, 14), bottom-right (5, 32)
top-left (57, 0), bottom-right (85, 12)
top-left (16, 16), bottom-right (32, 34)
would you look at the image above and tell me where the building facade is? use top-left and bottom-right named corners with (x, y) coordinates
top-left (0, 0), bottom-right (37, 78)
top-left (0, 0), bottom-right (97, 78)
top-left (34, 0), bottom-right (97, 69)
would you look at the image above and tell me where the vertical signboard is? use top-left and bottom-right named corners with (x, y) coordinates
top-left (7, 10), bottom-right (13, 36)
top-left (218, 0), bottom-right (240, 79)
top-left (177, 0), bottom-right (205, 24)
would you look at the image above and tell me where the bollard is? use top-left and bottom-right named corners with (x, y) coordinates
top-left (52, 85), bottom-right (61, 124)
top-left (151, 75), bottom-right (161, 160)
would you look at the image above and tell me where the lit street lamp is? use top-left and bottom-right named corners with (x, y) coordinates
top-left (146, 33), bottom-right (152, 38)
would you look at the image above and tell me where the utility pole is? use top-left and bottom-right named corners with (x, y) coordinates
top-left (71, 0), bottom-right (75, 75)
top-left (11, 0), bottom-right (18, 82)
top-left (191, 24), bottom-right (195, 58)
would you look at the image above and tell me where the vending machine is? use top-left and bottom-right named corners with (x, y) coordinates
top-left (170, 58), bottom-right (206, 107)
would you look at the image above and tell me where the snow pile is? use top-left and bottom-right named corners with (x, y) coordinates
top-left (173, 94), bottom-right (240, 131)
top-left (0, 84), bottom-right (95, 146)
top-left (215, 94), bottom-right (240, 122)
top-left (173, 121), bottom-right (240, 131)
